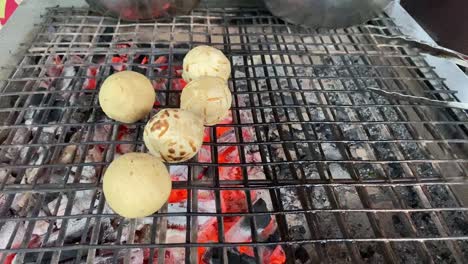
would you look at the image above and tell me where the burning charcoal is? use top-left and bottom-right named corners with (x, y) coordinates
top-left (56, 130), bottom-right (83, 171)
top-left (358, 243), bottom-right (385, 263)
top-left (4, 128), bottom-right (30, 161)
top-left (59, 66), bottom-right (76, 92)
top-left (0, 221), bottom-right (23, 255)
top-left (1, 234), bottom-right (42, 264)
top-left (75, 147), bottom-right (103, 182)
top-left (57, 145), bottom-right (77, 165)
top-left (68, 108), bottom-right (89, 124)
top-left (129, 248), bottom-right (144, 264)
top-left (30, 100), bottom-right (65, 125)
top-left (11, 192), bottom-right (35, 217)
top-left (29, 88), bottom-right (48, 106)
top-left (143, 247), bottom-right (185, 264)
top-left (115, 125), bottom-right (137, 154)
top-left (97, 27), bottom-right (114, 45)
top-left (46, 217), bottom-right (94, 246)
top-left (224, 199), bottom-right (276, 243)
top-left (24, 250), bottom-right (81, 264)
top-left (206, 248), bottom-right (257, 264)
top-left (24, 148), bottom-right (48, 184)
top-left (0, 167), bottom-right (14, 184)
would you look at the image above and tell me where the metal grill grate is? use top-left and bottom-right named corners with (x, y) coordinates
top-left (1, 6), bottom-right (468, 264)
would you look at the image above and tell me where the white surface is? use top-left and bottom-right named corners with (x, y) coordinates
top-left (386, 3), bottom-right (468, 103)
top-left (0, 0), bottom-right (87, 79)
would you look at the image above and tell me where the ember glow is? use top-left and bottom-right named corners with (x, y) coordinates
top-left (3, 6), bottom-right (467, 264)
top-left (160, 113), bottom-right (285, 264)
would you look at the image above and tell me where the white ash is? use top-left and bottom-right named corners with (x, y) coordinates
top-left (0, 169), bottom-right (15, 208)
top-left (279, 188), bottom-right (313, 240)
top-left (340, 124), bottom-right (367, 140)
top-left (69, 146), bottom-right (103, 183)
top-left (4, 128), bottom-right (30, 161)
top-left (329, 163), bottom-right (351, 180)
top-left (128, 248), bottom-right (144, 264)
top-left (321, 143), bottom-right (343, 161)
top-left (349, 143), bottom-right (371, 160)
top-left (301, 163), bottom-right (320, 180)
top-left (0, 167), bottom-right (15, 184)
top-left (0, 221), bottom-right (25, 249)
top-left (59, 66), bottom-right (76, 93)
top-left (310, 187), bottom-right (331, 209)
top-left (24, 146), bottom-right (48, 184)
top-left (164, 228), bottom-right (186, 244)
top-left (92, 124), bottom-right (112, 143)
top-left (335, 186), bottom-right (363, 209)
top-left (11, 191), bottom-right (35, 216)
top-left (45, 217), bottom-right (96, 246)
top-left (170, 165), bottom-right (188, 181)
top-left (167, 201), bottom-right (214, 230)
top-left (45, 193), bottom-right (94, 231)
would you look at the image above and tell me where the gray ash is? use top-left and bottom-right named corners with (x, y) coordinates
top-left (1, 8), bottom-right (468, 264)
top-left (426, 241), bottom-right (457, 264)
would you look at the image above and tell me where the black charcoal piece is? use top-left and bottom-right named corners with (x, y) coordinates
top-left (97, 27), bottom-right (114, 45)
top-left (238, 198), bottom-right (270, 230)
top-left (32, 100), bottom-right (65, 124)
top-left (207, 248), bottom-right (256, 264)
top-left (30, 88), bottom-right (48, 106)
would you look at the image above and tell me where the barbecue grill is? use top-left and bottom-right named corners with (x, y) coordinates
top-left (1, 0), bottom-right (468, 263)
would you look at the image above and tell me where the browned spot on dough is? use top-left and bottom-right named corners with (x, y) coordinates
top-left (168, 141), bottom-right (177, 146)
top-left (166, 154), bottom-right (183, 161)
top-left (180, 151), bottom-right (186, 156)
top-left (158, 120), bottom-right (169, 138)
top-left (207, 97), bottom-right (222, 102)
top-left (173, 109), bottom-right (179, 112)
top-left (179, 145), bottom-right (183, 149)
top-left (151, 119), bottom-right (169, 137)
top-left (168, 148), bottom-right (175, 154)
top-left (174, 114), bottom-right (180, 119)
top-left (213, 68), bottom-right (219, 72)
top-left (161, 110), bottom-right (170, 118)
top-left (185, 65), bottom-right (189, 72)
top-left (189, 139), bottom-right (197, 152)
top-left (151, 120), bottom-right (163, 132)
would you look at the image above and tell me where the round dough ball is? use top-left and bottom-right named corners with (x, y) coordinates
top-left (144, 109), bottom-right (204, 163)
top-left (103, 153), bottom-right (171, 218)
top-left (181, 77), bottom-right (232, 126)
top-left (182, 45), bottom-right (231, 82)
top-left (99, 71), bottom-right (155, 123)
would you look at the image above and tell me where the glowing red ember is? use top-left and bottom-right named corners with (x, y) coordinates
top-left (4, 235), bottom-right (41, 264)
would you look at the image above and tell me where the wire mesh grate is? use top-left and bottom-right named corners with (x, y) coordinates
top-left (0, 6), bottom-right (468, 264)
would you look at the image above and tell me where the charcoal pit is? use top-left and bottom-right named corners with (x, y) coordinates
top-left (0, 3), bottom-right (468, 264)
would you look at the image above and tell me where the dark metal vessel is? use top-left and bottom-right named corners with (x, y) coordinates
top-left (264, 0), bottom-right (394, 28)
